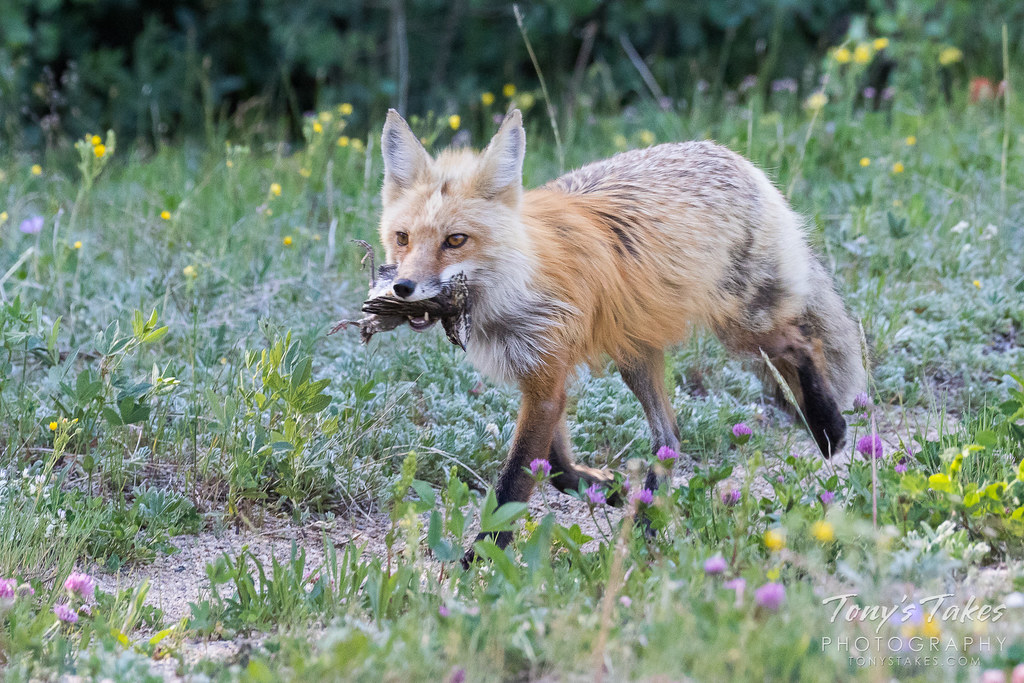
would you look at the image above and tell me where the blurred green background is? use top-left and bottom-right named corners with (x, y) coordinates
top-left (1, 0), bottom-right (1021, 149)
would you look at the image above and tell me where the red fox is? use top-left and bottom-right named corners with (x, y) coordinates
top-left (377, 109), bottom-right (866, 554)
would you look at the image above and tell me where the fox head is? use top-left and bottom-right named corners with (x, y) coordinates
top-left (378, 109), bottom-right (531, 311)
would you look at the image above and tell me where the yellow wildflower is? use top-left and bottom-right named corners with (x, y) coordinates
top-left (283, 235), bottom-right (293, 246)
top-left (160, 210), bottom-right (171, 220)
top-left (183, 265), bottom-right (198, 278)
top-left (613, 134), bottom-right (628, 150)
top-left (226, 160), bottom-right (234, 168)
top-left (31, 164), bottom-right (42, 176)
top-left (639, 130), bottom-right (656, 146)
top-left (860, 157), bottom-right (871, 167)
top-left (811, 520), bottom-right (835, 543)
top-left (872, 37), bottom-right (890, 51)
top-left (299, 168), bottom-right (311, 178)
top-left (929, 472), bottom-right (952, 492)
top-left (834, 47), bottom-right (851, 64)
top-left (73, 240), bottom-right (82, 249)
top-left (351, 138), bottom-right (364, 151)
top-left (49, 421), bottom-right (58, 431)
top-left (805, 92), bottom-right (828, 111)
top-left (764, 528), bottom-right (786, 552)
top-left (0, 211), bottom-right (8, 224)
top-left (270, 182), bottom-right (282, 197)
top-left (337, 136), bottom-right (350, 147)
top-left (892, 162), bottom-right (904, 174)
top-left (448, 115), bottom-right (461, 130)
top-left (519, 92), bottom-right (536, 109)
top-left (973, 279), bottom-right (982, 289)
top-left (853, 44), bottom-right (872, 64)
top-left (905, 135), bottom-right (917, 146)
top-left (481, 91), bottom-right (495, 106)
top-left (93, 144), bottom-right (106, 158)
top-left (938, 46), bottom-right (963, 66)
top-left (90, 135), bottom-right (101, 146)
top-left (503, 83), bottom-right (516, 98)
top-left (339, 102), bottom-right (353, 116)
top-left (318, 111), bottom-right (332, 122)
top-left (220, 357), bottom-right (227, 365)
top-left (766, 567), bottom-right (781, 581)
top-left (312, 122), bottom-right (323, 134)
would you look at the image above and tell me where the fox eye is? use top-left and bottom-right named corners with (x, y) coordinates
top-left (444, 234), bottom-right (467, 249)
top-left (395, 232), bottom-right (409, 246)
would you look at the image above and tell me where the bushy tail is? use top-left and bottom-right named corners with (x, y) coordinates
top-left (758, 260), bottom-right (867, 455)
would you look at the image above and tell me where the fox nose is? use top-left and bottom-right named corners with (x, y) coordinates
top-left (393, 279), bottom-right (416, 299)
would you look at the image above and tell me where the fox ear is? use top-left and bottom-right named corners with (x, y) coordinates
top-left (381, 109), bottom-right (432, 194)
top-left (477, 109), bottom-right (525, 201)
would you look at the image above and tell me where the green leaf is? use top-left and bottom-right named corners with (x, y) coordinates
top-left (472, 540), bottom-right (521, 587)
top-left (142, 326), bottom-right (169, 344)
top-left (410, 479), bottom-right (436, 508)
top-left (478, 489), bottom-right (528, 533)
top-left (299, 394), bottom-right (331, 415)
top-left (521, 513), bottom-right (555, 572)
top-left (975, 429), bottom-right (997, 449)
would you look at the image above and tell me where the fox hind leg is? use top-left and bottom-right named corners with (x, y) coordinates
top-left (618, 345), bottom-right (681, 494)
top-left (548, 416), bottom-right (622, 504)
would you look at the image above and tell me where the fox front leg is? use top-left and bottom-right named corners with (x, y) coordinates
top-left (461, 370), bottom-right (567, 567)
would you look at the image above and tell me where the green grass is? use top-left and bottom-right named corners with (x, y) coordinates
top-left (0, 66), bottom-right (1023, 681)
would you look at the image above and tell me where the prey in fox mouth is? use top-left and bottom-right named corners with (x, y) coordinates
top-left (329, 242), bottom-right (471, 348)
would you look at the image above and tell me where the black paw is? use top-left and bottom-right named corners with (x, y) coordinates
top-left (460, 547), bottom-right (478, 570)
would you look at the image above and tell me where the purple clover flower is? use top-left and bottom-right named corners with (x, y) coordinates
top-left (704, 555), bottom-right (728, 575)
top-left (0, 578), bottom-right (15, 599)
top-left (856, 434), bottom-right (884, 459)
top-left (731, 422), bottom-right (753, 445)
top-left (853, 392), bottom-right (872, 410)
top-left (63, 571), bottom-right (95, 599)
top-left (895, 459), bottom-right (908, 474)
top-left (656, 446), bottom-right (679, 462)
top-left (438, 605), bottom-right (450, 618)
top-left (19, 215), bottom-right (43, 234)
top-left (721, 490), bottom-right (742, 506)
top-left (631, 488), bottom-right (654, 505)
top-left (585, 483), bottom-right (606, 506)
top-left (819, 490), bottom-right (836, 505)
top-left (529, 458), bottom-right (551, 477)
top-left (53, 603), bottom-right (78, 623)
top-left (754, 582), bottom-right (786, 611)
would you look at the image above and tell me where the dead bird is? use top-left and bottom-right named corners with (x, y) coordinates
top-left (330, 241), bottom-right (471, 348)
